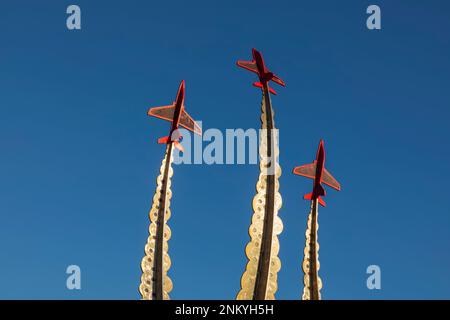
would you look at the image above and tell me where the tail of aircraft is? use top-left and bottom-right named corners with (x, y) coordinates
top-left (252, 82), bottom-right (278, 95)
top-left (303, 184), bottom-right (326, 206)
top-left (304, 192), bottom-right (326, 207)
top-left (157, 131), bottom-right (185, 152)
top-left (157, 136), bottom-right (170, 144)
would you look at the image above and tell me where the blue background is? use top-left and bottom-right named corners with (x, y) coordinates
top-left (0, 0), bottom-right (449, 299)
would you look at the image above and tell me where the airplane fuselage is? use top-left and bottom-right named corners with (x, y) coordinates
top-left (170, 102), bottom-right (182, 134)
top-left (253, 50), bottom-right (270, 84)
top-left (169, 86), bottom-right (185, 137)
top-left (312, 144), bottom-right (326, 199)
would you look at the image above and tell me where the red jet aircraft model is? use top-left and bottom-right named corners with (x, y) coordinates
top-left (293, 140), bottom-right (341, 207)
top-left (236, 48), bottom-right (286, 95)
top-left (147, 80), bottom-right (202, 152)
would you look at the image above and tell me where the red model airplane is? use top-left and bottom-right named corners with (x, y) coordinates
top-left (293, 140), bottom-right (341, 207)
top-left (147, 80), bottom-right (202, 152)
top-left (236, 48), bottom-right (286, 95)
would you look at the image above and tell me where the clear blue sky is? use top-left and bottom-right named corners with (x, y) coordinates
top-left (0, 1), bottom-right (449, 299)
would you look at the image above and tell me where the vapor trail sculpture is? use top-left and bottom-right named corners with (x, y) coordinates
top-left (139, 80), bottom-right (202, 300)
top-left (236, 49), bottom-right (286, 300)
top-left (293, 139), bottom-right (341, 300)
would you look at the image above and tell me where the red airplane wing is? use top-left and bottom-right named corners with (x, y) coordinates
top-left (179, 110), bottom-right (202, 136)
top-left (292, 162), bottom-right (316, 179)
top-left (148, 104), bottom-right (175, 122)
top-left (321, 168), bottom-right (341, 191)
top-left (271, 73), bottom-right (286, 87)
top-left (293, 163), bottom-right (341, 191)
top-left (236, 60), bottom-right (258, 74)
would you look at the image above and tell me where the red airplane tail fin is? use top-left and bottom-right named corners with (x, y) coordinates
top-left (173, 141), bottom-right (184, 153)
top-left (253, 82), bottom-right (277, 95)
top-left (157, 136), bottom-right (170, 144)
top-left (303, 193), bottom-right (326, 207)
top-left (158, 136), bottom-right (185, 153)
top-left (253, 82), bottom-right (263, 89)
top-left (318, 197), bottom-right (326, 207)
